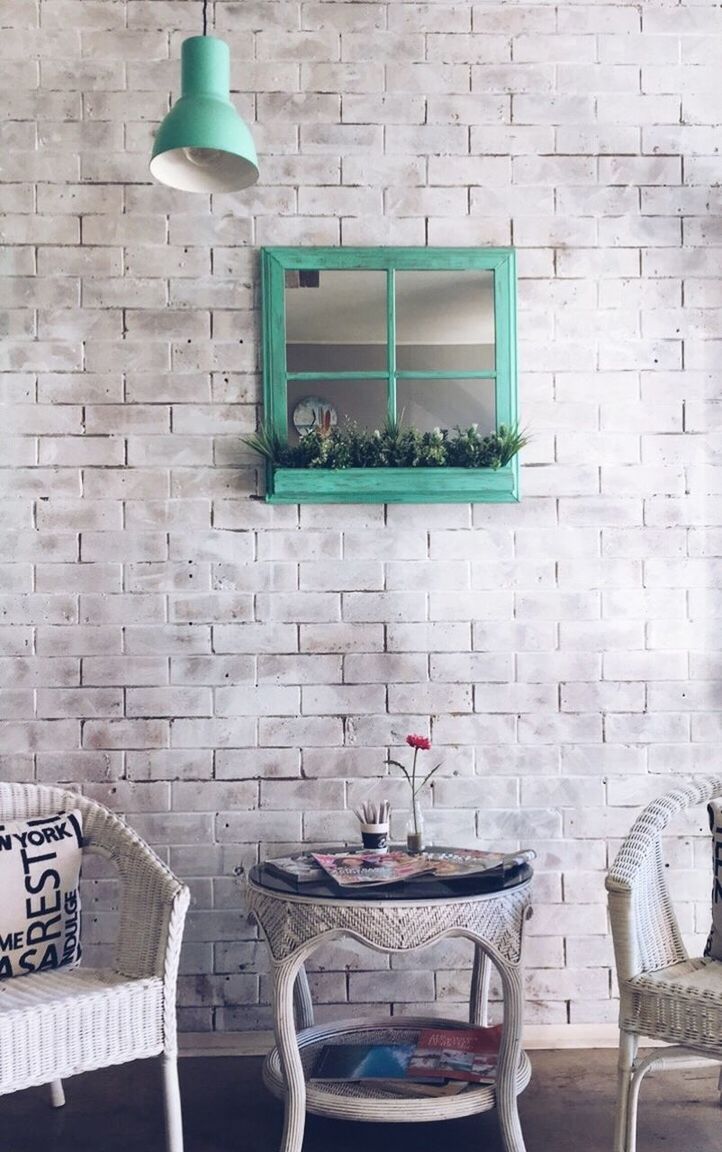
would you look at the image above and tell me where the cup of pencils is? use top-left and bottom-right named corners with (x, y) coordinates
top-left (356, 801), bottom-right (390, 854)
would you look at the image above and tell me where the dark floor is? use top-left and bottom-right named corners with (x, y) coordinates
top-left (1, 1051), bottom-right (720, 1152)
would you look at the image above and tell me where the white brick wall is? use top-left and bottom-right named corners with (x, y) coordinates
top-left (1, 0), bottom-right (720, 1033)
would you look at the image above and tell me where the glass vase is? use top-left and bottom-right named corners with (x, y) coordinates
top-left (406, 798), bottom-right (425, 854)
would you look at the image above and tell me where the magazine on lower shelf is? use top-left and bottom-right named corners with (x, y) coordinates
top-left (373, 1079), bottom-right (467, 1098)
top-left (310, 1025), bottom-right (503, 1090)
top-left (408, 1024), bottom-right (503, 1083)
top-left (311, 1042), bottom-right (417, 1082)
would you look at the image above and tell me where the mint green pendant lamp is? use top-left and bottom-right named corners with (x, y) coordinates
top-left (150, 2), bottom-right (258, 193)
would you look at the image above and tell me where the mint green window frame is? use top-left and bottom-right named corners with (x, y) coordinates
top-left (260, 246), bottom-right (519, 504)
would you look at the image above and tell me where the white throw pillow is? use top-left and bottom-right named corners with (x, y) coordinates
top-left (705, 800), bottom-right (722, 961)
top-left (0, 810), bottom-right (83, 980)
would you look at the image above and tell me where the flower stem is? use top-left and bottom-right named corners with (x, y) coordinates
top-left (412, 747), bottom-right (418, 834)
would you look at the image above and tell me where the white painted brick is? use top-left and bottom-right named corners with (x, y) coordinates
top-left (124, 625), bottom-right (210, 656)
top-left (562, 679), bottom-right (645, 714)
top-left (431, 652), bottom-right (514, 682)
top-left (558, 622), bottom-right (645, 651)
top-left (603, 652), bottom-right (688, 681)
top-left (603, 528), bottom-right (686, 558)
top-left (81, 532), bottom-right (168, 562)
top-left (475, 683), bottom-right (557, 713)
top-left (605, 713), bottom-right (690, 744)
top-left (343, 592), bottom-right (427, 623)
top-left (300, 561), bottom-right (383, 591)
top-left (343, 654), bottom-right (427, 684)
top-left (260, 716), bottom-right (343, 747)
top-left (516, 592), bottom-right (600, 622)
top-left (601, 590), bottom-right (687, 620)
top-left (520, 658), bottom-right (603, 681)
top-left (35, 626), bottom-right (121, 658)
top-left (473, 623), bottom-right (555, 652)
top-left (389, 683), bottom-right (472, 714)
top-left (557, 560), bottom-right (642, 590)
top-left (171, 717), bottom-right (256, 749)
top-left (217, 686), bottom-right (299, 717)
top-left (170, 593), bottom-right (253, 625)
top-left (126, 687), bottom-right (212, 719)
top-left (300, 747), bottom-right (381, 780)
top-left (83, 718), bottom-right (168, 750)
top-left (518, 714), bottom-right (602, 745)
top-left (125, 562), bottom-right (211, 593)
top-left (171, 656), bottom-right (255, 686)
top-left (386, 622), bottom-right (470, 652)
top-left (37, 563), bottom-right (121, 594)
top-left (215, 748), bottom-right (299, 781)
top-left (79, 594), bottom-right (164, 626)
top-left (430, 591), bottom-right (512, 622)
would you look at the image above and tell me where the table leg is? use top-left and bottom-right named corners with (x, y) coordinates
top-left (469, 944), bottom-right (490, 1026)
top-left (273, 956), bottom-right (307, 1152)
top-left (495, 960), bottom-right (527, 1152)
top-left (293, 964), bottom-right (314, 1031)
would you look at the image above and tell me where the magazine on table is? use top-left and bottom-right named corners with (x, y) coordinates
top-left (263, 855), bottom-right (326, 884)
top-left (264, 847), bottom-right (535, 887)
top-left (427, 847), bottom-right (536, 879)
top-left (311, 852), bottom-right (436, 887)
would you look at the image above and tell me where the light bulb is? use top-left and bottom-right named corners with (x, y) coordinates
top-left (182, 147), bottom-right (224, 167)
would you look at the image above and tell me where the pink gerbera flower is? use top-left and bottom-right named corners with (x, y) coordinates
top-left (406, 734), bottom-right (431, 751)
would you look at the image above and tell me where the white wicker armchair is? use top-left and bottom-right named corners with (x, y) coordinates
top-left (606, 776), bottom-right (722, 1152)
top-left (0, 783), bottom-right (190, 1152)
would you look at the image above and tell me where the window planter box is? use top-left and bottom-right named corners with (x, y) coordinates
top-left (259, 246), bottom-right (521, 505)
top-left (266, 462), bottom-right (519, 504)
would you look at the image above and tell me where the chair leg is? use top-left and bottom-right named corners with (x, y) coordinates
top-left (162, 1053), bottom-right (184, 1152)
top-left (614, 1031), bottom-right (639, 1152)
top-left (49, 1079), bottom-right (65, 1109)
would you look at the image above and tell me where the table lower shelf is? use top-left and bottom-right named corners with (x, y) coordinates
top-left (263, 1016), bottom-right (531, 1124)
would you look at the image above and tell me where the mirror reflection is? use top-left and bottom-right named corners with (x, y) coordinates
top-left (396, 378), bottom-right (496, 435)
top-left (286, 380), bottom-right (387, 443)
top-left (395, 269), bottom-right (495, 372)
top-left (285, 269), bottom-right (387, 373)
top-left (283, 266), bottom-right (496, 442)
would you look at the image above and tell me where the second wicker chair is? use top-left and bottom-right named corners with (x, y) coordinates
top-left (606, 775), bottom-right (722, 1152)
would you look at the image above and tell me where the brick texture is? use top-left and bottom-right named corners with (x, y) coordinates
top-left (1, 0), bottom-right (720, 1032)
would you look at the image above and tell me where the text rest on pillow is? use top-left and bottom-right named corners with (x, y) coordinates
top-left (0, 811), bottom-right (82, 980)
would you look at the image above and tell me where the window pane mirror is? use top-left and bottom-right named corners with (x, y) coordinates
top-left (259, 248), bottom-right (519, 504)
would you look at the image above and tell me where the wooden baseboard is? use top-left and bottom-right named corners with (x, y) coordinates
top-left (179, 1023), bottom-right (622, 1058)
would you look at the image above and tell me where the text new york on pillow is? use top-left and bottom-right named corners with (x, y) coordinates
top-left (0, 811), bottom-right (83, 980)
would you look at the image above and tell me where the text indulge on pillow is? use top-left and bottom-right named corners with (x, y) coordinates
top-left (0, 811), bottom-right (82, 980)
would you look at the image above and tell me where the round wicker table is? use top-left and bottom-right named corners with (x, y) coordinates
top-left (247, 853), bottom-right (533, 1152)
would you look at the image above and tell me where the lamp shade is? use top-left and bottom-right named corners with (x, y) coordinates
top-left (150, 36), bottom-right (259, 193)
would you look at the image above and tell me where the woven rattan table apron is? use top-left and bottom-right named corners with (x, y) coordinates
top-left (248, 854), bottom-right (534, 1152)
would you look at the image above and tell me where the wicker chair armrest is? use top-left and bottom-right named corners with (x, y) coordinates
top-left (114, 849), bottom-right (189, 981)
top-left (84, 815), bottom-right (190, 985)
top-left (608, 776), bottom-right (722, 890)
